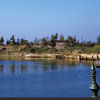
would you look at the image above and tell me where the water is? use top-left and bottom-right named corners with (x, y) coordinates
top-left (0, 57), bottom-right (100, 97)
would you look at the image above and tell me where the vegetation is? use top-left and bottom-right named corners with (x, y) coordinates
top-left (60, 35), bottom-right (64, 42)
top-left (0, 33), bottom-right (100, 55)
top-left (84, 45), bottom-right (100, 53)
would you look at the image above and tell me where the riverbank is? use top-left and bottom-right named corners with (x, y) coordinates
top-left (25, 53), bottom-right (79, 59)
top-left (25, 53), bottom-right (100, 61)
top-left (0, 53), bottom-right (25, 58)
top-left (0, 53), bottom-right (100, 61)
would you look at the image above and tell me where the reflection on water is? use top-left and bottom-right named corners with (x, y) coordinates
top-left (0, 57), bottom-right (96, 97)
top-left (0, 57), bottom-right (93, 75)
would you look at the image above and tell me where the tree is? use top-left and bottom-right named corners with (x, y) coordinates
top-left (34, 38), bottom-right (39, 44)
top-left (41, 37), bottom-right (48, 46)
top-left (51, 35), bottom-right (55, 41)
top-left (30, 48), bottom-right (36, 53)
top-left (97, 36), bottom-right (100, 45)
top-left (27, 41), bottom-right (34, 48)
top-left (66, 36), bottom-right (77, 47)
top-left (24, 40), bottom-right (28, 45)
top-left (20, 38), bottom-right (28, 45)
top-left (54, 33), bottom-right (58, 40)
top-left (20, 38), bottom-right (24, 45)
top-left (6, 40), bottom-right (11, 45)
top-left (10, 35), bottom-right (16, 45)
top-left (16, 38), bottom-right (20, 46)
top-left (60, 35), bottom-right (64, 42)
top-left (76, 40), bottom-right (80, 46)
top-left (66, 36), bottom-right (73, 47)
top-left (49, 35), bottom-right (56, 47)
top-left (73, 36), bottom-right (77, 46)
top-left (0, 36), bottom-right (4, 45)
top-left (84, 41), bottom-right (95, 47)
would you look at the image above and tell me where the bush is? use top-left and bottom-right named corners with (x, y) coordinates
top-left (56, 55), bottom-right (65, 59)
top-left (91, 45), bottom-right (100, 53)
top-left (38, 47), bottom-right (57, 54)
top-left (30, 48), bottom-right (36, 53)
top-left (48, 48), bottom-right (57, 53)
top-left (38, 47), bottom-right (49, 53)
top-left (84, 45), bottom-right (100, 53)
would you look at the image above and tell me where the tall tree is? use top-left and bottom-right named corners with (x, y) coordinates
top-left (10, 35), bottom-right (16, 45)
top-left (6, 39), bottom-right (11, 45)
top-left (20, 38), bottom-right (28, 45)
top-left (41, 37), bottom-right (48, 46)
top-left (60, 35), bottom-right (64, 42)
top-left (51, 35), bottom-right (55, 41)
top-left (16, 38), bottom-right (20, 46)
top-left (49, 35), bottom-right (56, 47)
top-left (0, 36), bottom-right (4, 45)
top-left (34, 38), bottom-right (39, 44)
top-left (54, 33), bottom-right (58, 40)
top-left (97, 36), bottom-right (100, 45)
top-left (66, 36), bottom-right (77, 47)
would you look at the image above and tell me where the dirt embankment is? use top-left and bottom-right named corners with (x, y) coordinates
top-left (25, 53), bottom-right (100, 60)
top-left (1, 52), bottom-right (100, 61)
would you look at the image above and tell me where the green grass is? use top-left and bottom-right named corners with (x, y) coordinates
top-left (85, 45), bottom-right (100, 53)
top-left (37, 47), bottom-right (57, 54)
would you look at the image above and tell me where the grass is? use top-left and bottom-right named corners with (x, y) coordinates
top-left (37, 47), bottom-right (57, 54)
top-left (85, 45), bottom-right (100, 53)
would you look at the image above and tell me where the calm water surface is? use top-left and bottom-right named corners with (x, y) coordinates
top-left (0, 57), bottom-right (100, 97)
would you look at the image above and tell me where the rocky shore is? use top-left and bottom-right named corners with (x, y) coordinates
top-left (0, 53), bottom-right (100, 61)
top-left (25, 53), bottom-right (100, 61)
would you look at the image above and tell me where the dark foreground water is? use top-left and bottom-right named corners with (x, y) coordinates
top-left (0, 57), bottom-right (100, 97)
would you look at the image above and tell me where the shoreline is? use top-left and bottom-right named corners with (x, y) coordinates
top-left (0, 53), bottom-right (100, 61)
top-left (25, 53), bottom-right (100, 61)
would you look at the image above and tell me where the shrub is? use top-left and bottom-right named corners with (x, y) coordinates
top-left (91, 45), bottom-right (100, 53)
top-left (38, 47), bottom-right (57, 54)
top-left (38, 47), bottom-right (49, 53)
top-left (84, 45), bottom-right (100, 53)
top-left (48, 48), bottom-right (57, 53)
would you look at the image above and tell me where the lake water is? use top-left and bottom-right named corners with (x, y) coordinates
top-left (0, 57), bottom-right (100, 97)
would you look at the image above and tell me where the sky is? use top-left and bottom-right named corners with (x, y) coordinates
top-left (0, 0), bottom-right (100, 42)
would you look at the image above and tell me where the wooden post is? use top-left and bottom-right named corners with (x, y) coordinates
top-left (86, 57), bottom-right (88, 62)
top-left (97, 56), bottom-right (99, 60)
top-left (79, 55), bottom-right (81, 62)
top-left (92, 56), bottom-right (94, 61)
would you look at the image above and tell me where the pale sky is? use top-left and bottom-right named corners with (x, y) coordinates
top-left (0, 0), bottom-right (100, 42)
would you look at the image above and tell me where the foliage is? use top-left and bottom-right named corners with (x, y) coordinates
top-left (49, 35), bottom-right (56, 47)
top-left (16, 38), bottom-right (20, 46)
top-left (48, 48), bottom-right (57, 53)
top-left (54, 33), bottom-right (58, 40)
top-left (0, 36), bottom-right (4, 45)
top-left (86, 45), bottom-right (100, 53)
top-left (37, 47), bottom-right (57, 54)
top-left (38, 47), bottom-right (49, 53)
top-left (34, 38), bottom-right (39, 44)
top-left (60, 35), bottom-right (64, 42)
top-left (6, 40), bottom-right (11, 45)
top-left (0, 33), bottom-right (100, 54)
top-left (41, 37), bottom-right (48, 46)
top-left (65, 36), bottom-right (77, 47)
top-left (97, 36), bottom-right (100, 45)
top-left (10, 35), bottom-right (16, 45)
top-left (30, 48), bottom-right (36, 53)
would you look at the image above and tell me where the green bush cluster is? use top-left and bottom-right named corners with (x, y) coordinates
top-left (38, 47), bottom-right (57, 54)
top-left (89, 45), bottom-right (100, 53)
top-left (80, 45), bottom-right (100, 53)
